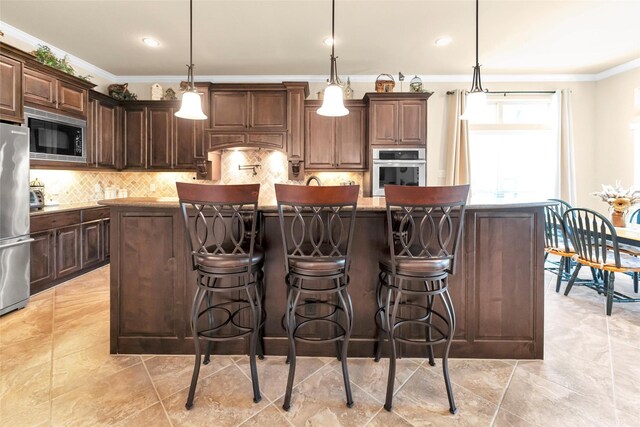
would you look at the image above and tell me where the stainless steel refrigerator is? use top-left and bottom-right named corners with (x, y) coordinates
top-left (0, 123), bottom-right (32, 316)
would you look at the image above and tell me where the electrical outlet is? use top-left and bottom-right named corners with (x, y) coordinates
top-left (438, 169), bottom-right (446, 179)
top-left (149, 183), bottom-right (156, 192)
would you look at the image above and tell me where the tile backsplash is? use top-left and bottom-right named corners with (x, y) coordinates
top-left (30, 150), bottom-right (364, 206)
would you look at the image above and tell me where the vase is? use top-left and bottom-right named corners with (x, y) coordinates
top-left (610, 210), bottom-right (626, 227)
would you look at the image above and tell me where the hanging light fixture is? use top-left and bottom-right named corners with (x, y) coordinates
top-left (460, 0), bottom-right (488, 120)
top-left (175, 0), bottom-right (207, 120)
top-left (317, 0), bottom-right (349, 117)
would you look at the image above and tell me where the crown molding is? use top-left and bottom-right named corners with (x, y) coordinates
top-left (595, 57), bottom-right (640, 81)
top-left (0, 21), bottom-right (117, 82)
top-left (2, 21), bottom-right (638, 86)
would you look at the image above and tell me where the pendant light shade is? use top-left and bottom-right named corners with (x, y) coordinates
top-left (460, 0), bottom-right (487, 121)
top-left (176, 0), bottom-right (207, 121)
top-left (176, 90), bottom-right (207, 120)
top-left (317, 0), bottom-right (349, 117)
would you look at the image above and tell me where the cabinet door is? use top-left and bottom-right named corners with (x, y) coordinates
top-left (0, 55), bottom-right (24, 123)
top-left (57, 80), bottom-right (87, 118)
top-left (174, 115), bottom-right (198, 169)
top-left (304, 108), bottom-right (335, 169)
top-left (148, 108), bottom-right (173, 169)
top-left (96, 102), bottom-right (117, 168)
top-left (30, 230), bottom-right (55, 293)
top-left (398, 100), bottom-right (426, 145)
top-left (23, 67), bottom-right (57, 109)
top-left (336, 106), bottom-right (366, 169)
top-left (208, 133), bottom-right (246, 150)
top-left (249, 91), bottom-right (287, 130)
top-left (369, 101), bottom-right (398, 145)
top-left (56, 224), bottom-right (81, 279)
top-left (210, 92), bottom-right (248, 130)
top-left (82, 221), bottom-right (102, 268)
top-left (103, 219), bottom-right (110, 260)
top-left (123, 107), bottom-right (147, 168)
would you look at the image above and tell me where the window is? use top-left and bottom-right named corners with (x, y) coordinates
top-left (468, 94), bottom-right (557, 202)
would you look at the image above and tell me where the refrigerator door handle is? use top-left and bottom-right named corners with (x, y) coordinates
top-left (0, 238), bottom-right (35, 250)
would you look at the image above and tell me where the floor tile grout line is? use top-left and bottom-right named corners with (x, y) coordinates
top-left (489, 360), bottom-right (518, 427)
top-left (605, 316), bottom-right (620, 426)
top-left (141, 357), bottom-right (174, 427)
top-left (362, 407), bottom-right (384, 427)
top-left (49, 286), bottom-right (57, 425)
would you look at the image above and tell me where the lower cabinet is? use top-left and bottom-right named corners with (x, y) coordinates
top-left (30, 207), bottom-right (111, 295)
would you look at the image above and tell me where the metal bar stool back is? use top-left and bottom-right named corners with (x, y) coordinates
top-left (376, 184), bottom-right (470, 414)
top-left (275, 184), bottom-right (359, 411)
top-left (562, 208), bottom-right (640, 315)
top-left (177, 182), bottom-right (264, 409)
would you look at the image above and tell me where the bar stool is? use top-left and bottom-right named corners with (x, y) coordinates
top-left (275, 184), bottom-right (359, 411)
top-left (176, 182), bottom-right (264, 409)
top-left (374, 184), bottom-right (470, 413)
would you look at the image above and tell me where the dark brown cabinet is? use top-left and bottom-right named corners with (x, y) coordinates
top-left (29, 207), bottom-right (110, 294)
top-left (30, 230), bottom-right (55, 293)
top-left (121, 102), bottom-right (204, 170)
top-left (304, 102), bottom-right (366, 170)
top-left (23, 66), bottom-right (91, 119)
top-left (148, 107), bottom-right (173, 169)
top-left (0, 54), bottom-right (24, 123)
top-left (56, 224), bottom-right (82, 278)
top-left (82, 221), bottom-right (102, 268)
top-left (210, 90), bottom-right (287, 131)
top-left (365, 93), bottom-right (430, 146)
top-left (88, 91), bottom-right (119, 169)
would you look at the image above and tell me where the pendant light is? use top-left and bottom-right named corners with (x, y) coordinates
top-left (460, 0), bottom-right (488, 120)
top-left (175, 0), bottom-right (207, 120)
top-left (317, 0), bottom-right (349, 117)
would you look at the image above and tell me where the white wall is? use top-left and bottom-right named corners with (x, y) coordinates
top-left (594, 67), bottom-right (640, 214)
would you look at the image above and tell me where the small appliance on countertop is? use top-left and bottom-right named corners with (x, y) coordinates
top-left (29, 178), bottom-right (45, 210)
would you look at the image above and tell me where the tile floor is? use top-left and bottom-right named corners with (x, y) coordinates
top-left (1, 260), bottom-right (639, 426)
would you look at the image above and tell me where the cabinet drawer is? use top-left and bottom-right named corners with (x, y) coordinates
top-left (82, 207), bottom-right (110, 223)
top-left (31, 211), bottom-right (81, 233)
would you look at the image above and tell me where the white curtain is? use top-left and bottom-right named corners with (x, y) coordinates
top-left (445, 90), bottom-right (470, 185)
top-left (554, 90), bottom-right (577, 205)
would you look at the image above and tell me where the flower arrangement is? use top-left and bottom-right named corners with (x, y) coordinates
top-left (593, 182), bottom-right (640, 213)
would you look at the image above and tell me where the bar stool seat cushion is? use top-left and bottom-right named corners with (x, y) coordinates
top-left (195, 246), bottom-right (264, 274)
top-left (288, 256), bottom-right (346, 276)
top-left (379, 252), bottom-right (450, 277)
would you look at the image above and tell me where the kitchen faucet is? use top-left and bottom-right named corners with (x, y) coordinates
top-left (305, 175), bottom-right (322, 186)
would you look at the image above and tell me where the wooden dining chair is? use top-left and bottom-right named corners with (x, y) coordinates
top-left (562, 208), bottom-right (640, 315)
top-left (630, 208), bottom-right (640, 224)
top-left (544, 204), bottom-right (576, 292)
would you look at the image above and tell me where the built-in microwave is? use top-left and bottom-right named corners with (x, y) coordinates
top-left (25, 107), bottom-right (86, 163)
top-left (372, 148), bottom-right (426, 196)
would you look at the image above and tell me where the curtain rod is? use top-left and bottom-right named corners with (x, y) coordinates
top-left (446, 90), bottom-right (556, 95)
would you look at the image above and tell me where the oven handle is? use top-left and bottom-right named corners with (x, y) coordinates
top-left (373, 161), bottom-right (426, 166)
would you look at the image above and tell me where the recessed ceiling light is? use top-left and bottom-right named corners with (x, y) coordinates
top-left (434, 36), bottom-right (452, 47)
top-left (142, 37), bottom-right (161, 47)
top-left (323, 37), bottom-right (334, 46)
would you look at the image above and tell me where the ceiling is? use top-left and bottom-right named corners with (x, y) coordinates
top-left (1, 0), bottom-right (639, 77)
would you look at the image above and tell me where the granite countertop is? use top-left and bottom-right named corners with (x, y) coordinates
top-left (29, 201), bottom-right (104, 216)
top-left (98, 197), bottom-right (551, 211)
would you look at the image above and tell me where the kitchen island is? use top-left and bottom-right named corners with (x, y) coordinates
top-left (101, 197), bottom-right (546, 359)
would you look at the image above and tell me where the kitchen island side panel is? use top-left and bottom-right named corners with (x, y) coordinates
top-left (108, 202), bottom-right (544, 358)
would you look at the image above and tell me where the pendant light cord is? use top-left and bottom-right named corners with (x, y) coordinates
top-left (328, 0), bottom-right (337, 85)
top-left (475, 0), bottom-right (479, 67)
top-left (189, 0), bottom-right (194, 90)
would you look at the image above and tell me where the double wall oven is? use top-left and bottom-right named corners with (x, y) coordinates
top-left (372, 148), bottom-right (426, 196)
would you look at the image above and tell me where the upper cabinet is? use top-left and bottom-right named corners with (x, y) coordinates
top-left (0, 54), bottom-right (24, 123)
top-left (206, 83), bottom-right (308, 156)
top-left (365, 92), bottom-right (432, 147)
top-left (23, 65), bottom-right (92, 120)
top-left (121, 100), bottom-right (205, 171)
top-left (304, 101), bottom-right (367, 171)
top-left (210, 90), bottom-right (287, 131)
top-left (88, 91), bottom-right (119, 169)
